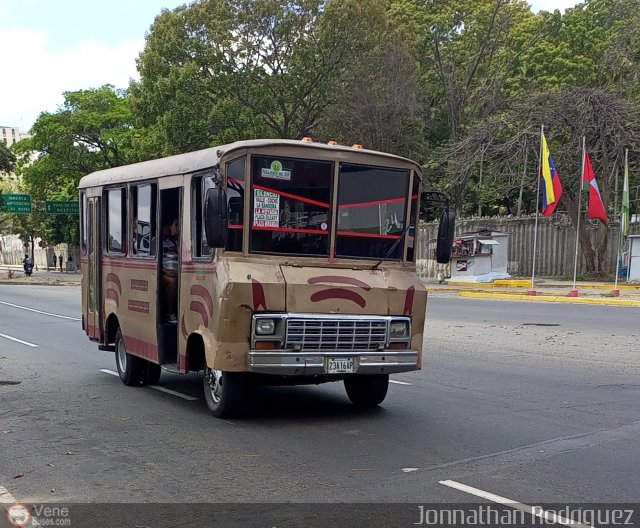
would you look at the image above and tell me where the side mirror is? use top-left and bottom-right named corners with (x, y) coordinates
top-left (205, 187), bottom-right (228, 248)
top-left (436, 208), bottom-right (455, 264)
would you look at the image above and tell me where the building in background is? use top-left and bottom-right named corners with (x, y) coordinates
top-left (1, 125), bottom-right (31, 147)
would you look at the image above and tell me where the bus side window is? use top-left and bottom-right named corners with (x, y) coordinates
top-left (226, 157), bottom-right (245, 252)
top-left (131, 184), bottom-right (157, 257)
top-left (192, 175), bottom-right (213, 259)
top-left (105, 188), bottom-right (126, 254)
top-left (80, 192), bottom-right (88, 254)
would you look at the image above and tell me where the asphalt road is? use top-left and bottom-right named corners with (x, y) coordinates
top-left (1, 285), bottom-right (639, 524)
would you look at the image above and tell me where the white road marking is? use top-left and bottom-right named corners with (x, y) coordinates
top-left (439, 480), bottom-right (594, 528)
top-left (0, 300), bottom-right (81, 321)
top-left (0, 485), bottom-right (17, 503)
top-left (99, 369), bottom-right (198, 401)
top-left (1, 486), bottom-right (40, 526)
top-left (148, 385), bottom-right (199, 401)
top-left (0, 332), bottom-right (38, 348)
top-left (390, 380), bottom-right (413, 385)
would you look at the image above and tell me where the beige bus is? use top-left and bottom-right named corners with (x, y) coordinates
top-left (78, 139), bottom-right (453, 418)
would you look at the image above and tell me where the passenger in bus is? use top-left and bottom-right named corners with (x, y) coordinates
top-left (162, 219), bottom-right (179, 323)
top-left (132, 217), bottom-right (139, 254)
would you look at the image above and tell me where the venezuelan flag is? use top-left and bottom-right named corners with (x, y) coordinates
top-left (540, 134), bottom-right (563, 217)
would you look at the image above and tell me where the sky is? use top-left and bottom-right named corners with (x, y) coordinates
top-left (0, 0), bottom-right (579, 132)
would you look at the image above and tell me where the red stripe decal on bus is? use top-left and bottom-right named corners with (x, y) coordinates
top-left (181, 314), bottom-right (188, 340)
top-left (251, 226), bottom-right (328, 235)
top-left (251, 279), bottom-right (267, 310)
top-left (131, 279), bottom-right (148, 291)
top-left (339, 196), bottom-right (406, 209)
top-left (106, 273), bottom-right (121, 294)
top-left (190, 301), bottom-right (210, 328)
top-left (310, 288), bottom-right (366, 308)
top-left (337, 231), bottom-right (401, 240)
top-left (307, 275), bottom-right (371, 291)
top-left (190, 285), bottom-right (214, 317)
top-left (123, 335), bottom-right (159, 362)
top-left (403, 286), bottom-right (415, 316)
top-left (253, 184), bottom-right (329, 208)
top-left (106, 288), bottom-right (120, 307)
top-left (128, 300), bottom-right (150, 314)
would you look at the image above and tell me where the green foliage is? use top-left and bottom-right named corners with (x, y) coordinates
top-left (13, 85), bottom-right (135, 246)
top-left (0, 142), bottom-right (16, 176)
top-left (131, 0), bottom-right (390, 153)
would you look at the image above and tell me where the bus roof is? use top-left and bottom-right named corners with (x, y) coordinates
top-left (78, 139), bottom-right (423, 189)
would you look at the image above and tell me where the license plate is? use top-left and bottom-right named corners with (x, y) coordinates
top-left (327, 358), bottom-right (354, 374)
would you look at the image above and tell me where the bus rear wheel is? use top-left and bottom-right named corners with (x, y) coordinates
top-left (344, 374), bottom-right (389, 407)
top-left (115, 328), bottom-right (144, 386)
top-left (203, 368), bottom-right (247, 418)
top-left (141, 362), bottom-right (162, 386)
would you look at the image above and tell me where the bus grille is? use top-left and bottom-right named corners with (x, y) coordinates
top-left (285, 318), bottom-right (388, 351)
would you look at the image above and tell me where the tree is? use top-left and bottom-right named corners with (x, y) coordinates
top-left (316, 36), bottom-right (426, 159)
top-left (131, 0), bottom-right (389, 152)
top-left (13, 85), bottom-right (135, 246)
top-left (443, 87), bottom-right (640, 273)
top-left (0, 142), bottom-right (16, 176)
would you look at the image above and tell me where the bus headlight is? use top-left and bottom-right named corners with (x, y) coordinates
top-left (255, 319), bottom-right (276, 335)
top-left (390, 320), bottom-right (409, 339)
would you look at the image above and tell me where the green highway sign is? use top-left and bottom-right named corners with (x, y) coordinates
top-left (0, 194), bottom-right (32, 214)
top-left (46, 201), bottom-right (79, 214)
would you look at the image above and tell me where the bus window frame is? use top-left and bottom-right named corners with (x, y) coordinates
top-left (247, 154), bottom-right (335, 259)
top-left (80, 191), bottom-right (88, 255)
top-left (224, 155), bottom-right (246, 254)
top-left (191, 170), bottom-right (217, 263)
top-left (103, 185), bottom-right (127, 257)
top-left (129, 181), bottom-right (158, 261)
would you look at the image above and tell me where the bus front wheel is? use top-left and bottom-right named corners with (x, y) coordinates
top-left (203, 368), bottom-right (247, 418)
top-left (344, 374), bottom-right (389, 407)
top-left (115, 328), bottom-right (144, 386)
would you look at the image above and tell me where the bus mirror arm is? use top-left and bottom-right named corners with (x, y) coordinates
top-left (205, 187), bottom-right (228, 248)
top-left (436, 208), bottom-right (456, 264)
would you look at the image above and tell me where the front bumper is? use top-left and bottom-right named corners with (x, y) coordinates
top-left (248, 350), bottom-right (418, 376)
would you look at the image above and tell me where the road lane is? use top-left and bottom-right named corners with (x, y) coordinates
top-left (1, 285), bottom-right (639, 505)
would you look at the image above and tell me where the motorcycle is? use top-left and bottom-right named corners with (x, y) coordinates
top-left (23, 259), bottom-right (33, 277)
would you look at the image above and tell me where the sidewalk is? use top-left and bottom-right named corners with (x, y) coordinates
top-left (0, 264), bottom-right (82, 286)
top-left (424, 278), bottom-right (640, 307)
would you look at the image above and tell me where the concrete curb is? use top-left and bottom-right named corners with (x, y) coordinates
top-left (459, 291), bottom-right (640, 307)
top-left (543, 283), bottom-right (640, 291)
top-left (0, 280), bottom-right (80, 287)
top-left (446, 280), bottom-right (532, 288)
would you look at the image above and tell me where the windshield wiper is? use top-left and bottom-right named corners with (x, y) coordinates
top-left (371, 224), bottom-right (411, 270)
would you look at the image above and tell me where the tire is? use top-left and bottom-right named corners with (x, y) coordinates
top-left (141, 361), bottom-right (162, 386)
top-left (344, 374), bottom-right (389, 407)
top-left (114, 328), bottom-right (144, 386)
top-left (203, 368), bottom-right (247, 418)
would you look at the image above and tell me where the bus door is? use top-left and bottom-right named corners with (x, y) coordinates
top-left (86, 197), bottom-right (102, 341)
top-left (157, 187), bottom-right (182, 366)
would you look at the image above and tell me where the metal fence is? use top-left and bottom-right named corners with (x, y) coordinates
top-left (416, 215), bottom-right (640, 279)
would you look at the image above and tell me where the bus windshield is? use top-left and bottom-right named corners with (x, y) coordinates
top-left (248, 155), bottom-right (411, 260)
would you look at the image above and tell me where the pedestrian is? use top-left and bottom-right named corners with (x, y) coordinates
top-left (58, 253), bottom-right (63, 272)
top-left (52, 252), bottom-right (57, 268)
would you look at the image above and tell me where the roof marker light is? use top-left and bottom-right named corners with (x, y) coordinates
top-left (328, 140), bottom-right (338, 146)
top-left (302, 137), bottom-right (313, 143)
top-left (352, 144), bottom-right (364, 149)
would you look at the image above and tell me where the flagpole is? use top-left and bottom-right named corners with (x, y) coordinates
top-left (614, 148), bottom-right (628, 292)
top-left (530, 124), bottom-right (544, 293)
top-left (572, 136), bottom-right (586, 293)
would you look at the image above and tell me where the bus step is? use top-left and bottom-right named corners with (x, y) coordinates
top-left (161, 363), bottom-right (179, 373)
